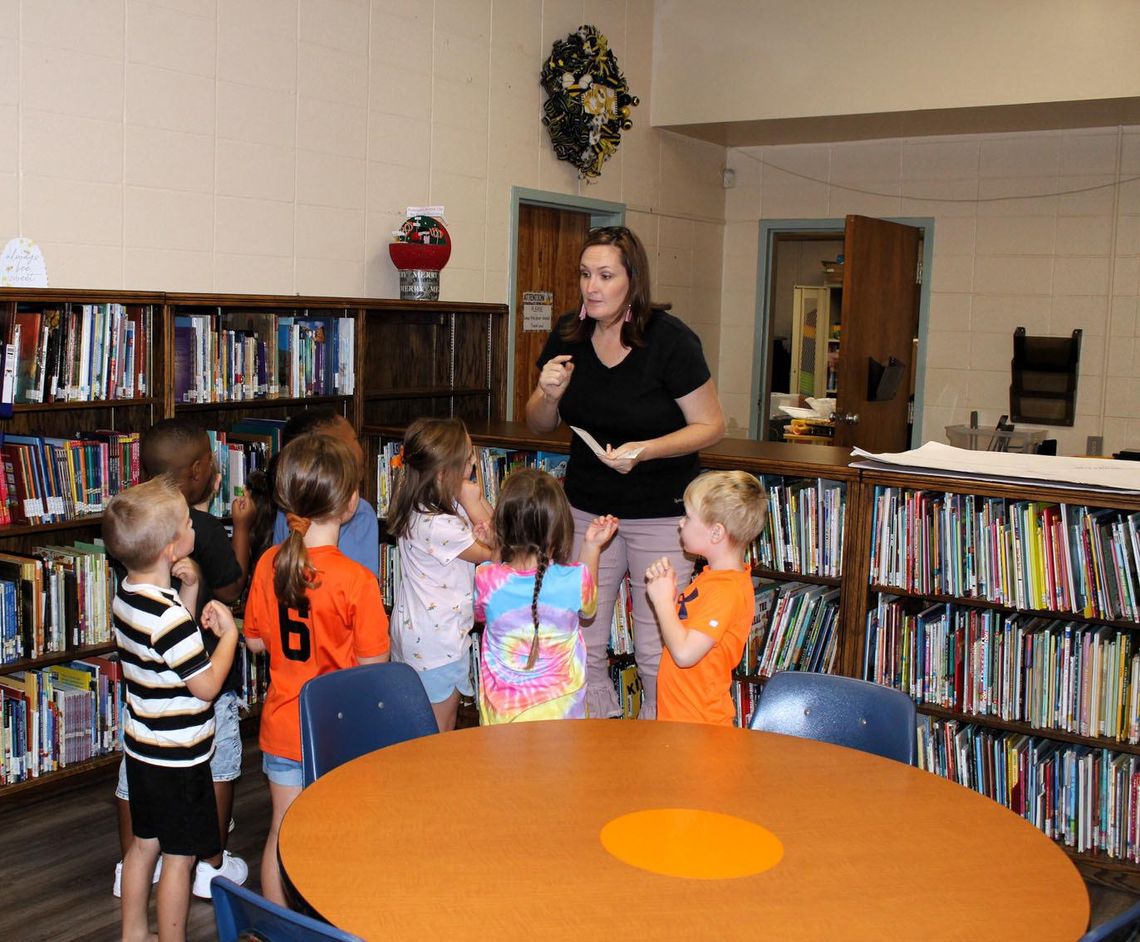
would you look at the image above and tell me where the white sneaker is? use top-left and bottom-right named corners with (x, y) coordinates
top-left (192, 850), bottom-right (248, 899)
top-left (112, 856), bottom-right (163, 898)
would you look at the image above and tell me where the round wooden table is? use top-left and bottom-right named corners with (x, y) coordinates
top-left (278, 720), bottom-right (1089, 941)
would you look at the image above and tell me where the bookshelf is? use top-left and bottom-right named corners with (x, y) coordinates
top-left (0, 288), bottom-right (165, 796)
top-left (0, 288), bottom-right (506, 800)
top-left (855, 467), bottom-right (1140, 885)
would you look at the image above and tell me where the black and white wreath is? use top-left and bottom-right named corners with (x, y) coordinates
top-left (540, 25), bottom-right (639, 179)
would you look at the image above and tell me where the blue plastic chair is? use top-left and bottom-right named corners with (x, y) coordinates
top-left (299, 661), bottom-right (439, 787)
top-left (1079, 900), bottom-right (1140, 942)
top-left (211, 877), bottom-right (362, 941)
top-left (749, 671), bottom-right (917, 765)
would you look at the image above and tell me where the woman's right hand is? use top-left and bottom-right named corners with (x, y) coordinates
top-left (537, 354), bottom-right (574, 403)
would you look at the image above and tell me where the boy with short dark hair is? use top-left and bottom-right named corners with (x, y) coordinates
top-left (646, 471), bottom-right (768, 726)
top-left (104, 476), bottom-right (239, 942)
top-left (112, 417), bottom-right (252, 898)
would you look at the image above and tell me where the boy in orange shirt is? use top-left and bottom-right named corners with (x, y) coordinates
top-left (646, 471), bottom-right (767, 726)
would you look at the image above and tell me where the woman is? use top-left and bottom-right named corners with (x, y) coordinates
top-left (525, 226), bottom-right (725, 718)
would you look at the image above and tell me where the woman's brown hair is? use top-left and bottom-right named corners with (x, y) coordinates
top-left (559, 225), bottom-right (669, 349)
top-left (387, 417), bottom-right (472, 540)
top-left (493, 468), bottom-right (574, 669)
top-left (273, 433), bottom-right (358, 611)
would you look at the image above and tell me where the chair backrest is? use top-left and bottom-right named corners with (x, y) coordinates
top-left (1079, 900), bottom-right (1140, 942)
top-left (299, 661), bottom-right (439, 787)
top-left (211, 877), bottom-right (363, 941)
top-left (749, 671), bottom-right (917, 765)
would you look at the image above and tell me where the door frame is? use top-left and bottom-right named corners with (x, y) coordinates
top-left (750, 217), bottom-right (936, 447)
top-left (507, 187), bottom-right (625, 419)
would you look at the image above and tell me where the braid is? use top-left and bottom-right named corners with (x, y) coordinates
top-left (526, 550), bottom-right (548, 670)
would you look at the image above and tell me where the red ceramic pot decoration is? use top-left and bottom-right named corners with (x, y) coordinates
top-left (388, 240), bottom-right (451, 271)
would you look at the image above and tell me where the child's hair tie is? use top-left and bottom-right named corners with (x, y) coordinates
top-left (285, 512), bottom-right (311, 536)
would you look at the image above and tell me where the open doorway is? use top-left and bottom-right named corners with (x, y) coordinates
top-left (507, 188), bottom-right (624, 420)
top-left (751, 216), bottom-right (934, 453)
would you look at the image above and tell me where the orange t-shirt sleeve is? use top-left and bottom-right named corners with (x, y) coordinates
top-left (349, 568), bottom-right (390, 659)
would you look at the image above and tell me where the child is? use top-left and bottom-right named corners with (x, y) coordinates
top-left (113, 417), bottom-right (253, 898)
top-left (263, 408), bottom-right (378, 576)
top-left (103, 476), bottom-right (239, 942)
top-left (243, 432), bottom-right (390, 905)
top-left (474, 468), bottom-right (618, 723)
top-left (645, 471), bottom-right (767, 726)
top-left (388, 417), bottom-right (495, 731)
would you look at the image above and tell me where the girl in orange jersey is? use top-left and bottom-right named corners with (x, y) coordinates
top-left (243, 433), bottom-right (390, 904)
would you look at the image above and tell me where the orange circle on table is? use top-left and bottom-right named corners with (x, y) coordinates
top-left (600, 808), bottom-right (783, 880)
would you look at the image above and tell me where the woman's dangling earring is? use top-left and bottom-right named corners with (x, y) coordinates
top-left (623, 304), bottom-right (632, 323)
top-left (579, 303), bottom-right (588, 321)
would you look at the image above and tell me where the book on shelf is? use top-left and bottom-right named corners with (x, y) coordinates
top-left (205, 427), bottom-right (277, 518)
top-left (738, 579), bottom-right (780, 677)
top-left (610, 659), bottom-right (642, 719)
top-left (732, 678), bottom-right (760, 729)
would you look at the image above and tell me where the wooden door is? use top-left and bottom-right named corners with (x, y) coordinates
top-left (833, 215), bottom-right (921, 452)
top-left (512, 205), bottom-right (592, 420)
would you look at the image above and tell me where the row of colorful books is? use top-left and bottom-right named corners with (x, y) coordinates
top-left (868, 486), bottom-right (1140, 623)
top-left (0, 542), bottom-right (114, 665)
top-left (746, 581), bottom-right (841, 679)
top-left (203, 419), bottom-right (285, 518)
top-left (917, 714), bottom-right (1140, 862)
top-left (173, 312), bottom-right (355, 403)
top-left (0, 431), bottom-right (141, 526)
top-left (0, 655), bottom-right (122, 784)
top-left (0, 642), bottom-right (271, 785)
top-left (6, 304), bottom-right (152, 405)
top-left (865, 594), bottom-right (1140, 743)
top-left (751, 476), bottom-right (846, 578)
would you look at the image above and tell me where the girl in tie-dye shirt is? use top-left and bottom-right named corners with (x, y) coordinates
top-left (474, 469), bottom-right (618, 723)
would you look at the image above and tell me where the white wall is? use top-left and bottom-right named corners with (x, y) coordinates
top-left (652, 0), bottom-right (1140, 127)
top-left (720, 127), bottom-right (1140, 455)
top-left (0, 0), bottom-right (726, 369)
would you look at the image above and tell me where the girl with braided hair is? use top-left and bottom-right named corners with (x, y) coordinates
top-left (474, 468), bottom-right (618, 723)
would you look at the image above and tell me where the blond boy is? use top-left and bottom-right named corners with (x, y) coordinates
top-left (103, 476), bottom-right (238, 942)
top-left (646, 471), bottom-right (767, 726)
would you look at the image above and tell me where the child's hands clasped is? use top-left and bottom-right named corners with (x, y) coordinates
top-left (583, 514), bottom-right (619, 548)
top-left (644, 556), bottom-right (678, 609)
top-left (200, 599), bottom-right (237, 638)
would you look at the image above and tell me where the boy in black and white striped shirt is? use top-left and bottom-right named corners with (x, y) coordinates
top-left (104, 475), bottom-right (238, 942)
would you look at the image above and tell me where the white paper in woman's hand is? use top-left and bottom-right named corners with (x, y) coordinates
top-left (570, 426), bottom-right (644, 460)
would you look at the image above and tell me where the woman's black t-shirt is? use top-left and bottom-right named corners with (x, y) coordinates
top-left (536, 310), bottom-right (711, 519)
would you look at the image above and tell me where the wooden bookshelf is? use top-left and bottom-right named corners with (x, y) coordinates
top-left (856, 466), bottom-right (1140, 884)
top-left (0, 288), bottom-right (506, 799)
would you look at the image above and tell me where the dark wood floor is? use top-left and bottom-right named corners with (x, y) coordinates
top-left (0, 725), bottom-right (1136, 941)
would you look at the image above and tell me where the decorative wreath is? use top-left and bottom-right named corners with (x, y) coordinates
top-left (540, 25), bottom-right (639, 179)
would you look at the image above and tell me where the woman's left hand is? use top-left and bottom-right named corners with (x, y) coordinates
top-left (598, 441), bottom-right (646, 475)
